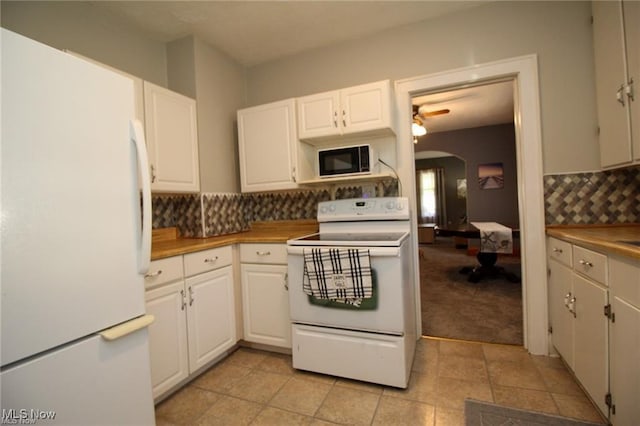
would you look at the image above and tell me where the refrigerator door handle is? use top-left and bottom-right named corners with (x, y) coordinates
top-left (99, 314), bottom-right (155, 341)
top-left (131, 119), bottom-right (152, 275)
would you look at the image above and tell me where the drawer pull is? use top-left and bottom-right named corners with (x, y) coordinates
top-left (579, 259), bottom-right (593, 268)
top-left (144, 270), bottom-right (162, 279)
top-left (553, 247), bottom-right (563, 253)
top-left (256, 251), bottom-right (271, 256)
top-left (204, 256), bottom-right (219, 263)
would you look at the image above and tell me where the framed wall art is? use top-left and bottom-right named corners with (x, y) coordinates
top-left (478, 163), bottom-right (504, 190)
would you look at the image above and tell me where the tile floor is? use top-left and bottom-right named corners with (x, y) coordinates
top-left (155, 337), bottom-right (606, 425)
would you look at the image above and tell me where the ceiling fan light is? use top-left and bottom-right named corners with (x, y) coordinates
top-left (412, 122), bottom-right (427, 137)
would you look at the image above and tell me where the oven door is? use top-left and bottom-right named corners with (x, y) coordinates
top-left (286, 240), bottom-right (413, 334)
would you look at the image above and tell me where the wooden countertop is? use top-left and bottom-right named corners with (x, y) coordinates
top-left (546, 224), bottom-right (640, 260)
top-left (151, 220), bottom-right (318, 260)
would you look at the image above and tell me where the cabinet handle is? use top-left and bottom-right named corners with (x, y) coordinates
top-left (616, 85), bottom-right (626, 107)
top-left (292, 166), bottom-right (297, 183)
top-left (333, 110), bottom-right (338, 128)
top-left (626, 78), bottom-right (634, 102)
top-left (552, 247), bottom-right (563, 253)
top-left (188, 287), bottom-right (194, 306)
top-left (204, 256), bottom-right (218, 263)
top-left (564, 292), bottom-right (571, 308)
top-left (180, 289), bottom-right (186, 311)
top-left (256, 251), bottom-right (271, 256)
top-left (579, 259), bottom-right (593, 268)
top-left (569, 296), bottom-right (576, 318)
top-left (150, 164), bottom-right (157, 183)
top-left (144, 269), bottom-right (162, 279)
top-left (284, 272), bottom-right (289, 291)
top-left (342, 109), bottom-right (347, 127)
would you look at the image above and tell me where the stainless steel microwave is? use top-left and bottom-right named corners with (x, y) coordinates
top-left (318, 144), bottom-right (373, 177)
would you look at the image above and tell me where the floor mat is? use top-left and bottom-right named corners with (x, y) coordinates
top-left (465, 399), bottom-right (605, 425)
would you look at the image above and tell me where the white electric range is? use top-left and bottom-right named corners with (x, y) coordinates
top-left (287, 197), bottom-right (416, 388)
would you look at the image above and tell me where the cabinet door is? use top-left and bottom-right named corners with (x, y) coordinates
top-left (573, 274), bottom-right (609, 416)
top-left (610, 296), bottom-right (640, 425)
top-left (609, 256), bottom-right (640, 425)
top-left (185, 266), bottom-right (236, 373)
top-left (592, 1), bottom-right (633, 168)
top-left (624, 0), bottom-right (640, 161)
top-left (237, 99), bottom-right (298, 192)
top-left (143, 81), bottom-right (200, 193)
top-left (241, 264), bottom-right (291, 348)
top-left (341, 80), bottom-right (392, 135)
top-left (548, 259), bottom-right (574, 369)
top-left (145, 281), bottom-right (189, 399)
top-left (298, 91), bottom-right (341, 139)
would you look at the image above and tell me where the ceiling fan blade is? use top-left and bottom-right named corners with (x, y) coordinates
top-left (419, 108), bottom-right (450, 118)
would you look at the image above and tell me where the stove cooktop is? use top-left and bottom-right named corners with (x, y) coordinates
top-left (289, 232), bottom-right (408, 247)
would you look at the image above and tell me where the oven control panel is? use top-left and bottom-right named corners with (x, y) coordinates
top-left (317, 197), bottom-right (409, 222)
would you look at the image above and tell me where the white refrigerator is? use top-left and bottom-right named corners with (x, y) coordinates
top-left (1, 29), bottom-right (155, 425)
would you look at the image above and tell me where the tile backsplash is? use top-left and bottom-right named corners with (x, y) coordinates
top-left (152, 166), bottom-right (639, 237)
top-left (544, 165), bottom-right (640, 225)
top-left (152, 179), bottom-right (399, 237)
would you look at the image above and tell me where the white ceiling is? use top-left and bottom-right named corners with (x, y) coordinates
top-left (90, 1), bottom-right (485, 67)
top-left (87, 1), bottom-right (511, 135)
top-left (412, 80), bottom-right (514, 135)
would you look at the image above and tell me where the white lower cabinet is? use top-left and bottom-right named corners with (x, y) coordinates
top-left (572, 273), bottom-right (608, 415)
top-left (145, 280), bottom-right (189, 399)
top-left (547, 236), bottom-right (640, 422)
top-left (240, 244), bottom-right (291, 348)
top-left (547, 252), bottom-right (574, 368)
top-left (145, 246), bottom-right (236, 400)
top-left (608, 256), bottom-right (640, 425)
top-left (185, 266), bottom-right (236, 372)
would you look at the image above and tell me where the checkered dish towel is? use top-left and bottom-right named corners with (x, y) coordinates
top-left (471, 222), bottom-right (513, 254)
top-left (302, 248), bottom-right (373, 300)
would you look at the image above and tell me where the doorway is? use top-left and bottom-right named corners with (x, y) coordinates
top-left (395, 55), bottom-right (548, 355)
top-left (412, 80), bottom-right (523, 345)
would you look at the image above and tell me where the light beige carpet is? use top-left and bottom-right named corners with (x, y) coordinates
top-left (420, 238), bottom-right (523, 345)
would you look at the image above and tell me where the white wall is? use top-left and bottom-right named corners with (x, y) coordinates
top-left (245, 1), bottom-right (599, 175)
top-left (167, 36), bottom-right (245, 193)
top-left (167, 37), bottom-right (196, 99)
top-left (1, 1), bottom-right (168, 86)
top-left (192, 37), bottom-right (245, 193)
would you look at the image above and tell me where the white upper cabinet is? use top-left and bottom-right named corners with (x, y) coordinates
top-left (297, 91), bottom-right (341, 139)
top-left (144, 81), bottom-right (200, 193)
top-left (237, 99), bottom-right (300, 192)
top-left (593, 0), bottom-right (639, 168)
top-left (297, 80), bottom-right (394, 142)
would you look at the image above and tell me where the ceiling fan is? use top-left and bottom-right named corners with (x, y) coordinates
top-left (412, 105), bottom-right (450, 142)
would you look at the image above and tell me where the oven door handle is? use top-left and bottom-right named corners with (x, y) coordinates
top-left (286, 246), bottom-right (401, 257)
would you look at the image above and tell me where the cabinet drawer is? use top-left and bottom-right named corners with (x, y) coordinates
top-left (145, 256), bottom-right (184, 290)
top-left (573, 245), bottom-right (608, 285)
top-left (240, 243), bottom-right (287, 264)
top-left (184, 246), bottom-right (232, 277)
top-left (547, 237), bottom-right (573, 267)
